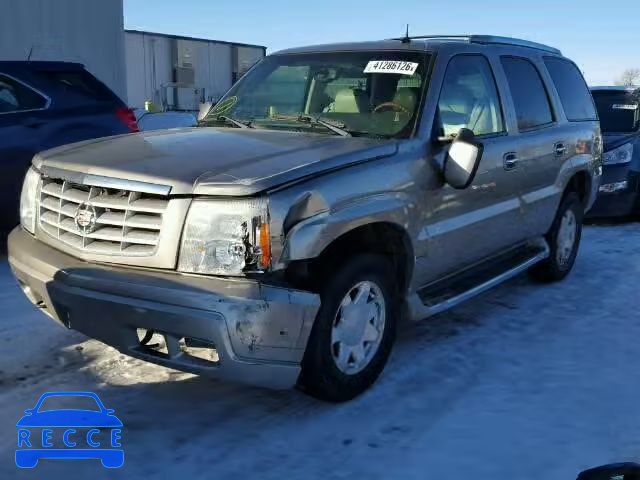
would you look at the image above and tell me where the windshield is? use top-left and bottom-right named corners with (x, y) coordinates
top-left (202, 51), bottom-right (430, 138)
top-left (592, 90), bottom-right (640, 133)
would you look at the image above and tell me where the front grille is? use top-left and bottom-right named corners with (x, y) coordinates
top-left (38, 178), bottom-right (169, 256)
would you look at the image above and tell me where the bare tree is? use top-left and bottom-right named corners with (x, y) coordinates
top-left (615, 69), bottom-right (640, 87)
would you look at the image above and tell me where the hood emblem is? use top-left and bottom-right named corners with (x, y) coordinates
top-left (74, 202), bottom-right (97, 234)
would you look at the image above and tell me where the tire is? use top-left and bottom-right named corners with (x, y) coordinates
top-left (529, 191), bottom-right (583, 282)
top-left (299, 254), bottom-right (399, 402)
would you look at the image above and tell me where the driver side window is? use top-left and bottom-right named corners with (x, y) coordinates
top-left (437, 55), bottom-right (504, 137)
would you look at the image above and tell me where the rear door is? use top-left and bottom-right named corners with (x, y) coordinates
top-left (420, 53), bottom-right (526, 281)
top-left (0, 73), bottom-right (50, 230)
top-left (498, 56), bottom-right (562, 238)
top-left (498, 56), bottom-right (596, 238)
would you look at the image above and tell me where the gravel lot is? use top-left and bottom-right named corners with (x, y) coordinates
top-left (1, 223), bottom-right (639, 479)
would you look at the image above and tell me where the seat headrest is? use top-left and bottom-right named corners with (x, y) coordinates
top-left (333, 89), bottom-right (362, 113)
top-left (440, 84), bottom-right (476, 114)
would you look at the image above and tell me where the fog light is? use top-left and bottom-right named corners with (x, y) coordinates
top-left (599, 181), bottom-right (628, 193)
top-left (180, 337), bottom-right (219, 363)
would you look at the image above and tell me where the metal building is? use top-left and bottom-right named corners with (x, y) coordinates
top-left (125, 30), bottom-right (266, 110)
top-left (0, 0), bottom-right (127, 101)
top-left (0, 0), bottom-right (266, 109)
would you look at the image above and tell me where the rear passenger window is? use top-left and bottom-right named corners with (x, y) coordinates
top-left (437, 55), bottom-right (504, 137)
top-left (544, 57), bottom-right (597, 121)
top-left (501, 57), bottom-right (554, 130)
top-left (0, 74), bottom-right (47, 113)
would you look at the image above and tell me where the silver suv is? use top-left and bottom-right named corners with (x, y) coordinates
top-left (9, 35), bottom-right (602, 401)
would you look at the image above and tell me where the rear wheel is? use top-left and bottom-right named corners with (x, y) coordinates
top-left (299, 254), bottom-right (398, 402)
top-left (529, 192), bottom-right (583, 282)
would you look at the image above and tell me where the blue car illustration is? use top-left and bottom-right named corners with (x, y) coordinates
top-left (16, 391), bottom-right (123, 468)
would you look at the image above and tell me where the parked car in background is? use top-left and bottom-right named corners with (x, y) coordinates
top-left (134, 109), bottom-right (197, 131)
top-left (577, 462), bottom-right (640, 480)
top-left (9, 36), bottom-right (601, 401)
top-left (0, 61), bottom-right (138, 235)
top-left (587, 86), bottom-right (640, 218)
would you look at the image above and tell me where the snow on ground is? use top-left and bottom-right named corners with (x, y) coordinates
top-left (1, 223), bottom-right (639, 479)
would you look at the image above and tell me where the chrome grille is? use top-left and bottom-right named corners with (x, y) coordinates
top-left (38, 178), bottom-right (169, 256)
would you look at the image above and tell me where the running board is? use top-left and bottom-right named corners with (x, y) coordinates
top-left (411, 242), bottom-right (550, 319)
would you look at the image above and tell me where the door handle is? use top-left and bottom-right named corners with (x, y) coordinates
top-left (503, 152), bottom-right (519, 171)
top-left (554, 142), bottom-right (567, 157)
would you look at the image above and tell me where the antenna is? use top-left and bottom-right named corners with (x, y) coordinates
top-left (27, 46), bottom-right (34, 61)
top-left (401, 24), bottom-right (411, 44)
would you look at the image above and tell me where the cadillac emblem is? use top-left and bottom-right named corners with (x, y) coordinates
top-left (74, 202), bottom-right (97, 234)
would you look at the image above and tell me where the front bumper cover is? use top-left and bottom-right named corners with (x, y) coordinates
top-left (587, 167), bottom-right (639, 218)
top-left (8, 228), bottom-right (320, 389)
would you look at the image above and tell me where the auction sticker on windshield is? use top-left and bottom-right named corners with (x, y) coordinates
top-left (364, 60), bottom-right (419, 75)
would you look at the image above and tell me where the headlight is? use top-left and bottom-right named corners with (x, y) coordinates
top-left (178, 198), bottom-right (271, 275)
top-left (20, 167), bottom-right (40, 234)
top-left (603, 143), bottom-right (633, 165)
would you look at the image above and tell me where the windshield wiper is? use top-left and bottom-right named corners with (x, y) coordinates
top-left (298, 115), bottom-right (352, 137)
top-left (201, 115), bottom-right (253, 129)
top-left (271, 114), bottom-right (352, 137)
top-left (219, 115), bottom-right (253, 129)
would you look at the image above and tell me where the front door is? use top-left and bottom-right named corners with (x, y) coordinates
top-left (415, 54), bottom-right (526, 284)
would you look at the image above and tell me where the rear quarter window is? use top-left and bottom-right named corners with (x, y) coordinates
top-left (544, 57), bottom-right (597, 122)
top-left (0, 74), bottom-right (47, 113)
top-left (37, 69), bottom-right (120, 103)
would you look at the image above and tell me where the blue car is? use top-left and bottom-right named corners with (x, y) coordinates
top-left (16, 391), bottom-right (123, 468)
top-left (588, 86), bottom-right (640, 218)
top-left (0, 61), bottom-right (139, 235)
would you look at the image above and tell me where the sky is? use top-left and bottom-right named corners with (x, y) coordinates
top-left (124, 0), bottom-right (639, 85)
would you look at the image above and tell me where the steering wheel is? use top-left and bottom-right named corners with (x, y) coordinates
top-left (373, 102), bottom-right (410, 114)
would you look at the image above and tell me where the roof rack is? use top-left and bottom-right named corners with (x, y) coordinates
top-left (391, 35), bottom-right (562, 55)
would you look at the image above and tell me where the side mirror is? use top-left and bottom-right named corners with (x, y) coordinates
top-left (441, 128), bottom-right (484, 190)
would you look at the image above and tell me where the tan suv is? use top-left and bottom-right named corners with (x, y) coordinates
top-left (9, 35), bottom-right (601, 401)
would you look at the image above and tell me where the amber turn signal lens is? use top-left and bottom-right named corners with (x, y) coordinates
top-left (259, 223), bottom-right (271, 269)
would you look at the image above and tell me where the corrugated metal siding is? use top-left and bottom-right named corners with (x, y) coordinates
top-left (209, 43), bottom-right (233, 99)
top-left (125, 31), bottom-right (265, 109)
top-left (0, 0), bottom-right (127, 102)
top-left (236, 46), bottom-right (265, 77)
top-left (125, 32), bottom-right (172, 108)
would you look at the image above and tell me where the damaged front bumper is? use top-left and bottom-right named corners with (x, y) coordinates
top-left (7, 228), bottom-right (320, 389)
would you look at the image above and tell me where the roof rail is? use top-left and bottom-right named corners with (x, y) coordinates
top-left (390, 35), bottom-right (562, 55)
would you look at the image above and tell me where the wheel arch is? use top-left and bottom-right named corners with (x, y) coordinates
top-left (285, 221), bottom-right (415, 295)
top-left (564, 169), bottom-right (591, 205)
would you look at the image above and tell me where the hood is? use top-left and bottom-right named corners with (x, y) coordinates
top-left (602, 132), bottom-right (640, 152)
top-left (34, 128), bottom-right (397, 196)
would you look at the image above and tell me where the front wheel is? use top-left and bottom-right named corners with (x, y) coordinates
top-left (529, 191), bottom-right (583, 282)
top-left (299, 254), bottom-right (398, 402)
